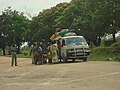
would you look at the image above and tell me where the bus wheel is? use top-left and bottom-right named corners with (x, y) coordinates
top-left (72, 59), bottom-right (75, 62)
top-left (83, 58), bottom-right (87, 62)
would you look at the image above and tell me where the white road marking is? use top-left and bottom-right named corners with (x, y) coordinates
top-left (95, 72), bottom-right (119, 78)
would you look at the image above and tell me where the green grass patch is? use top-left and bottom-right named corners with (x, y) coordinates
top-left (17, 51), bottom-right (30, 58)
top-left (88, 44), bottom-right (120, 61)
top-left (88, 53), bottom-right (120, 61)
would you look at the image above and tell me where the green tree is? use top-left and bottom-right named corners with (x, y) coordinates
top-left (28, 3), bottom-right (70, 43)
top-left (0, 7), bottom-right (13, 55)
top-left (0, 7), bottom-right (29, 55)
top-left (11, 10), bottom-right (29, 53)
top-left (102, 0), bottom-right (120, 42)
top-left (56, 0), bottom-right (120, 46)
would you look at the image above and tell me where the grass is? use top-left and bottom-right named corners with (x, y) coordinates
top-left (88, 41), bottom-right (120, 62)
top-left (17, 51), bottom-right (31, 58)
top-left (17, 54), bottom-right (30, 58)
top-left (88, 53), bottom-right (120, 61)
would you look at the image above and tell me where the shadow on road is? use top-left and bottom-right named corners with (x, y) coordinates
top-left (60, 59), bottom-right (85, 64)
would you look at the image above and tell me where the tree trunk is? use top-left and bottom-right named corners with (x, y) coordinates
top-left (2, 48), bottom-right (5, 55)
top-left (112, 33), bottom-right (116, 43)
top-left (17, 45), bottom-right (21, 54)
top-left (97, 36), bottom-right (101, 46)
top-left (93, 40), bottom-right (97, 46)
top-left (92, 35), bottom-right (98, 46)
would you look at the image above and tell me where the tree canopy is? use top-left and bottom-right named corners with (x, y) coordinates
top-left (28, 0), bottom-right (120, 46)
top-left (0, 7), bottom-right (29, 55)
top-left (0, 0), bottom-right (120, 55)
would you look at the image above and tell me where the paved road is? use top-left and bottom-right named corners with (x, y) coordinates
top-left (0, 56), bottom-right (120, 90)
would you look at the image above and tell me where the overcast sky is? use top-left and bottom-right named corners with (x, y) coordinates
top-left (0, 0), bottom-right (71, 17)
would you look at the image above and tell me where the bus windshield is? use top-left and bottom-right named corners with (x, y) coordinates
top-left (66, 37), bottom-right (87, 46)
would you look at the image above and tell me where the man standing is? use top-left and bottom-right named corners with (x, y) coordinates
top-left (11, 45), bottom-right (17, 66)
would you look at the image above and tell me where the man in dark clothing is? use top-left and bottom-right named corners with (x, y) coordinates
top-left (11, 45), bottom-right (17, 66)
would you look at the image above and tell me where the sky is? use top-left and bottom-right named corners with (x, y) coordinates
top-left (0, 0), bottom-right (71, 17)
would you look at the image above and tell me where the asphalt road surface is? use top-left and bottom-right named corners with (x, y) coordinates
top-left (0, 56), bottom-right (120, 90)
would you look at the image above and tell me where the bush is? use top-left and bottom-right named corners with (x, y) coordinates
top-left (89, 42), bottom-right (120, 61)
top-left (110, 42), bottom-right (120, 49)
top-left (88, 53), bottom-right (120, 61)
top-left (91, 46), bottom-right (112, 54)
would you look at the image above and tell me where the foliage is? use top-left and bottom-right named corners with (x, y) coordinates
top-left (17, 51), bottom-right (30, 58)
top-left (0, 7), bottom-right (30, 55)
top-left (110, 42), bottom-right (120, 49)
top-left (56, 0), bottom-right (120, 46)
top-left (0, 0), bottom-right (120, 56)
top-left (89, 38), bottom-right (120, 61)
top-left (88, 53), bottom-right (120, 61)
top-left (27, 3), bottom-right (70, 43)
